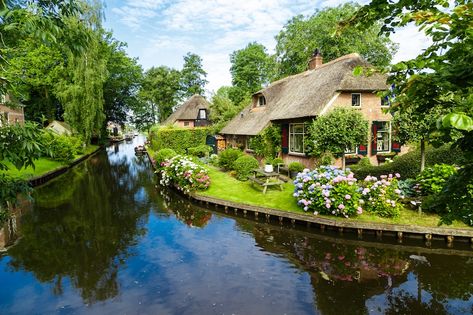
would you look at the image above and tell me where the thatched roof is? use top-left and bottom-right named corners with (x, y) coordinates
top-left (163, 95), bottom-right (210, 125)
top-left (221, 53), bottom-right (388, 135)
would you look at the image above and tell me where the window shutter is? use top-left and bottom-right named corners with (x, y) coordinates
top-left (358, 144), bottom-right (368, 156)
top-left (391, 141), bottom-right (401, 153)
top-left (371, 123), bottom-right (378, 155)
top-left (281, 124), bottom-right (289, 154)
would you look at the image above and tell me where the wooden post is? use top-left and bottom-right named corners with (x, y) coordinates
top-left (291, 219), bottom-right (296, 227)
top-left (279, 216), bottom-right (283, 224)
top-left (357, 228), bottom-right (363, 239)
top-left (447, 235), bottom-right (454, 247)
top-left (397, 231), bottom-right (403, 243)
top-left (243, 210), bottom-right (247, 217)
top-left (376, 230), bottom-right (382, 238)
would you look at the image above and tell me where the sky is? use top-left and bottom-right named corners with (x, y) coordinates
top-left (102, 0), bottom-right (431, 94)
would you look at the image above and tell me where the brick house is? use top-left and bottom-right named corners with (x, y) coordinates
top-left (220, 51), bottom-right (402, 167)
top-left (163, 95), bottom-right (211, 128)
top-left (0, 94), bottom-right (25, 125)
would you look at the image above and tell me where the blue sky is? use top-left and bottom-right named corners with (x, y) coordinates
top-left (103, 0), bottom-right (430, 94)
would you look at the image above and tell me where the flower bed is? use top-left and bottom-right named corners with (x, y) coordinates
top-left (158, 155), bottom-right (210, 194)
top-left (293, 166), bottom-right (404, 218)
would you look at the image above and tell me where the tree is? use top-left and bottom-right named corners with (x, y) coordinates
top-left (102, 33), bottom-right (143, 128)
top-left (209, 86), bottom-right (246, 132)
top-left (140, 66), bottom-right (181, 123)
top-left (230, 42), bottom-right (275, 95)
top-left (179, 52), bottom-right (207, 98)
top-left (274, 3), bottom-right (397, 79)
top-left (307, 108), bottom-right (368, 170)
top-left (348, 0), bottom-right (473, 224)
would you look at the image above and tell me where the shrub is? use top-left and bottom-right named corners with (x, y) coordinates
top-left (398, 179), bottom-right (417, 198)
top-left (416, 164), bottom-right (457, 195)
top-left (351, 144), bottom-right (466, 179)
top-left (358, 157), bottom-right (371, 167)
top-left (154, 148), bottom-right (177, 168)
top-left (293, 166), bottom-right (362, 218)
top-left (149, 126), bottom-right (210, 153)
top-left (209, 154), bottom-right (219, 166)
top-left (158, 155), bottom-right (211, 193)
top-left (288, 162), bottom-right (304, 173)
top-left (188, 145), bottom-right (212, 157)
top-left (271, 158), bottom-right (284, 167)
top-left (41, 132), bottom-right (83, 162)
top-left (218, 148), bottom-right (243, 170)
top-left (316, 152), bottom-right (334, 167)
top-left (234, 155), bottom-right (259, 181)
top-left (360, 174), bottom-right (404, 218)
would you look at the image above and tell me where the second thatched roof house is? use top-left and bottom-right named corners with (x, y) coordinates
top-left (220, 51), bottom-right (402, 167)
top-left (163, 95), bottom-right (211, 128)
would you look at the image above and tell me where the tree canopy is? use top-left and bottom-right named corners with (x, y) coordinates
top-left (180, 52), bottom-right (208, 98)
top-left (274, 3), bottom-right (398, 79)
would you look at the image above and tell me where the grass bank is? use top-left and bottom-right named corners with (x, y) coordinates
top-left (198, 166), bottom-right (469, 229)
top-left (1, 145), bottom-right (99, 180)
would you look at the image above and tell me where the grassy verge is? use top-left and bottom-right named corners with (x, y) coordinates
top-left (198, 166), bottom-right (470, 229)
top-left (1, 145), bottom-right (99, 180)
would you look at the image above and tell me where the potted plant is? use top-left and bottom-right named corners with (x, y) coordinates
top-left (376, 152), bottom-right (397, 163)
top-left (264, 157), bottom-right (274, 173)
top-left (288, 162), bottom-right (304, 178)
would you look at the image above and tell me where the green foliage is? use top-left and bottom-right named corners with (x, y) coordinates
top-left (154, 148), bottom-right (177, 168)
top-left (0, 121), bottom-right (44, 171)
top-left (271, 158), bottom-right (284, 168)
top-left (352, 145), bottom-right (466, 179)
top-left (188, 145), bottom-right (212, 158)
top-left (307, 108), bottom-right (368, 158)
top-left (40, 132), bottom-right (84, 162)
top-left (398, 179), bottom-right (417, 198)
top-left (248, 125), bottom-right (281, 160)
top-left (209, 86), bottom-right (247, 133)
top-left (230, 42), bottom-right (275, 95)
top-left (288, 162), bottom-right (304, 173)
top-left (180, 52), bottom-right (208, 98)
top-left (316, 152), bottom-right (335, 167)
top-left (218, 148), bottom-right (243, 171)
top-left (417, 164), bottom-right (457, 195)
top-left (234, 155), bottom-right (259, 181)
top-left (358, 157), bottom-right (371, 167)
top-left (149, 127), bottom-right (210, 154)
top-left (274, 3), bottom-right (397, 79)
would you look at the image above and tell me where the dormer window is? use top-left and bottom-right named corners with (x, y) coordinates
top-left (381, 96), bottom-right (390, 107)
top-left (258, 95), bottom-right (266, 107)
top-left (198, 109), bottom-right (207, 119)
top-left (351, 93), bottom-right (361, 107)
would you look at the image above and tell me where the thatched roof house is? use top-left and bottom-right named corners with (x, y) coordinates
top-left (46, 120), bottom-right (72, 135)
top-left (0, 93), bottom-right (25, 125)
top-left (163, 95), bottom-right (211, 128)
top-left (221, 52), bottom-right (400, 167)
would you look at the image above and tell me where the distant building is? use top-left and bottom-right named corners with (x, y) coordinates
top-left (0, 94), bottom-right (25, 126)
top-left (46, 120), bottom-right (73, 135)
top-left (163, 95), bottom-right (211, 128)
top-left (107, 121), bottom-right (122, 136)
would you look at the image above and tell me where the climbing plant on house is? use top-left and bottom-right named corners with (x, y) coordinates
top-left (307, 108), bottom-right (368, 170)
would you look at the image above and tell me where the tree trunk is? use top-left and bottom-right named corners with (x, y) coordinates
top-left (420, 139), bottom-right (426, 172)
top-left (342, 153), bottom-right (346, 171)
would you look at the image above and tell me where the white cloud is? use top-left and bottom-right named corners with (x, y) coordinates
top-left (391, 24), bottom-right (431, 63)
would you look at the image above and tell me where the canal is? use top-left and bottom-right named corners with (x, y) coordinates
top-left (1, 137), bottom-right (473, 314)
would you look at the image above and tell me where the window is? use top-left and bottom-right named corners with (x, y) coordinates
top-left (184, 121), bottom-right (190, 127)
top-left (351, 93), bottom-right (361, 107)
top-left (258, 95), bottom-right (266, 107)
top-left (375, 121), bottom-right (391, 152)
top-left (381, 96), bottom-right (390, 107)
top-left (289, 123), bottom-right (306, 154)
top-left (198, 109), bottom-right (207, 119)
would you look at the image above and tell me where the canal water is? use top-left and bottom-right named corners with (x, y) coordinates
top-left (1, 137), bottom-right (473, 315)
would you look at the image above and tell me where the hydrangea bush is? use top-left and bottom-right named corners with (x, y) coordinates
top-left (158, 155), bottom-right (210, 194)
top-left (293, 166), bottom-right (362, 218)
top-left (293, 166), bottom-right (405, 218)
top-left (361, 174), bottom-right (404, 218)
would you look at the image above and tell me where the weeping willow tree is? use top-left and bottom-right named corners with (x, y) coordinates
top-left (55, 2), bottom-right (107, 143)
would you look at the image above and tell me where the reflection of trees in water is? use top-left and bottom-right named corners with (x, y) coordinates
top-left (7, 150), bottom-right (153, 304)
top-left (155, 188), bottom-right (212, 228)
top-left (236, 222), bottom-right (473, 315)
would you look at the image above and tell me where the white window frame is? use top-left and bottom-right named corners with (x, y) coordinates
top-left (258, 95), bottom-right (266, 107)
top-left (198, 109), bottom-right (207, 119)
top-left (289, 123), bottom-right (306, 154)
top-left (345, 145), bottom-right (358, 155)
top-left (351, 93), bottom-right (361, 107)
top-left (375, 121), bottom-right (391, 153)
top-left (381, 96), bottom-right (390, 108)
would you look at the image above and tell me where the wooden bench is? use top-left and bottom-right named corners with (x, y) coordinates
top-left (249, 174), bottom-right (284, 194)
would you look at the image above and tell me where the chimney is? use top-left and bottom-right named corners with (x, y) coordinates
top-left (308, 48), bottom-right (323, 70)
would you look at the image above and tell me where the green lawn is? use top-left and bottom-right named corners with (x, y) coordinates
top-left (1, 145), bottom-right (99, 180)
top-left (198, 166), bottom-right (470, 229)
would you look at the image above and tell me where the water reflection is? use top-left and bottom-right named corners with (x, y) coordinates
top-left (1, 137), bottom-right (473, 314)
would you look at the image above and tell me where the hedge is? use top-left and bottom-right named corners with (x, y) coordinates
top-left (149, 126), bottom-right (211, 154)
top-left (351, 144), bottom-right (467, 179)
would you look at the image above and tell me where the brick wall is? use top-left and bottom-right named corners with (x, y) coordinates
top-left (0, 104), bottom-right (25, 125)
